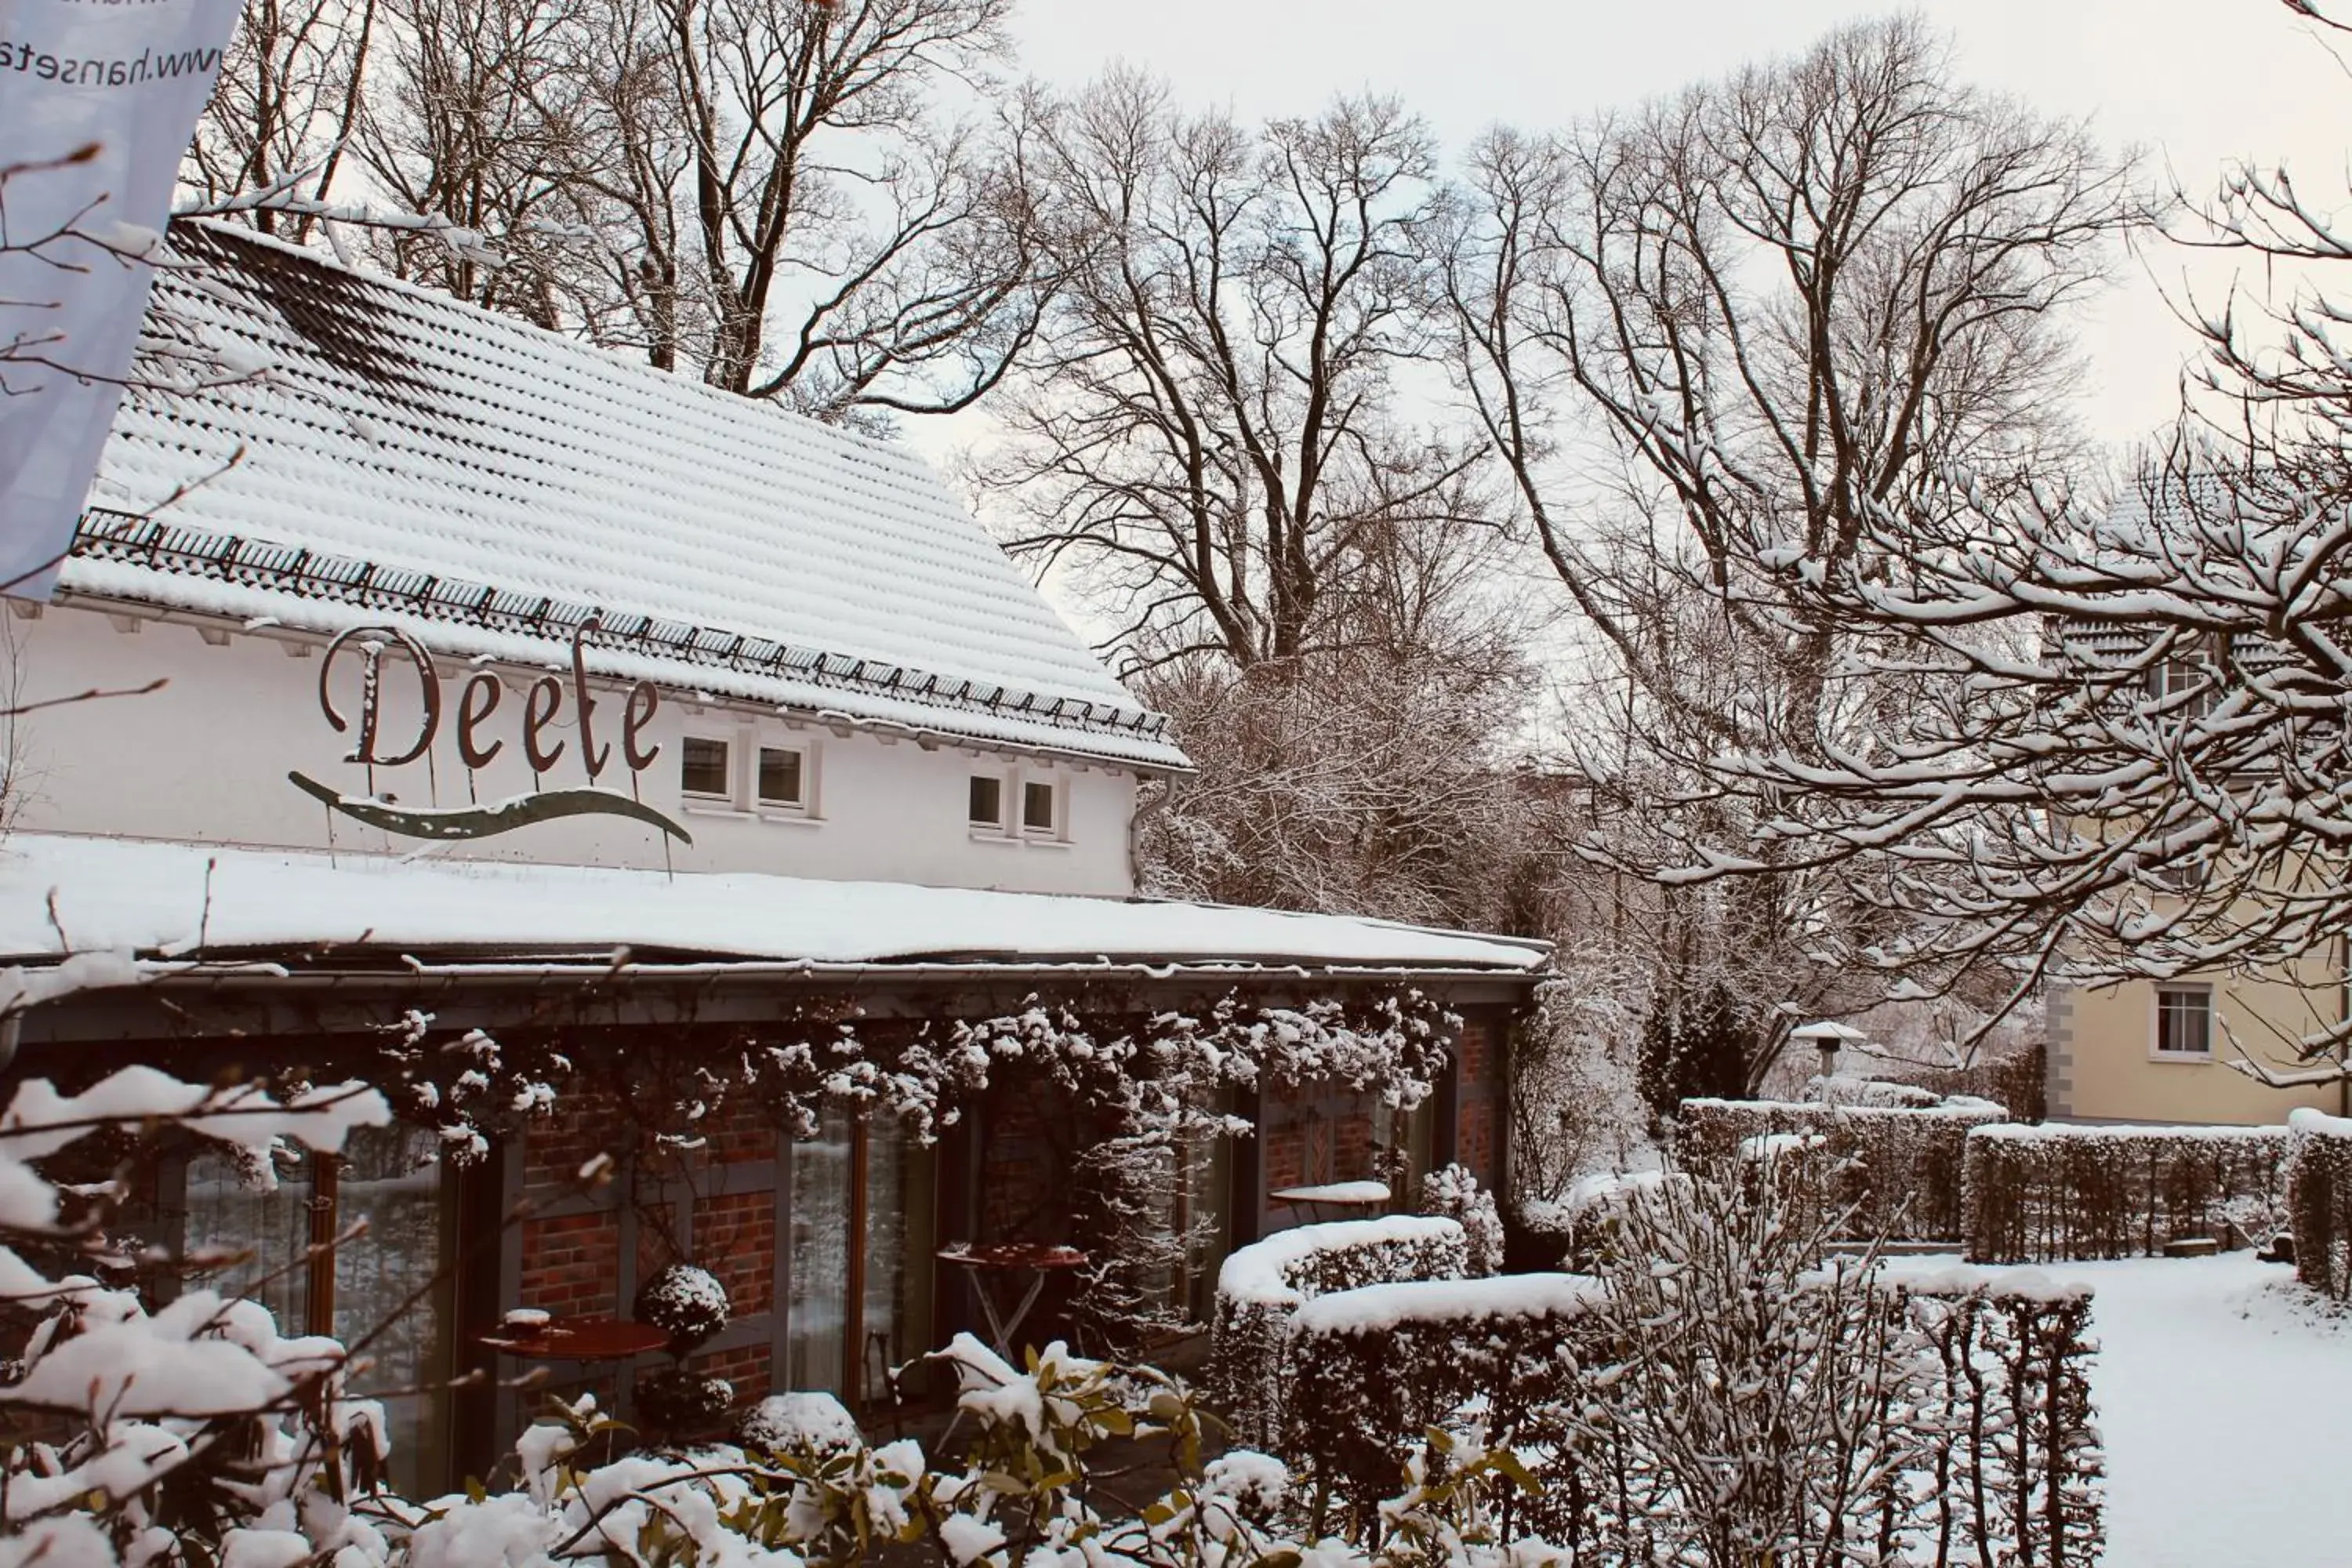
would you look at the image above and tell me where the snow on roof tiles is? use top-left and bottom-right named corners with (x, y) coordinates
top-left (68, 221), bottom-right (1185, 771)
top-left (0, 834), bottom-right (1552, 975)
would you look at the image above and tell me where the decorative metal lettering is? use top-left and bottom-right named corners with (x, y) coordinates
top-left (303, 621), bottom-right (675, 843)
top-left (289, 771), bottom-right (691, 844)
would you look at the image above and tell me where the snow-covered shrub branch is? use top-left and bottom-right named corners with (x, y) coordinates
top-left (1676, 1094), bottom-right (2008, 1243)
top-left (1964, 1121), bottom-right (2290, 1262)
top-left (0, 1065), bottom-right (393, 1567)
top-left (117, 1327), bottom-right (1569, 1568)
top-left (1209, 1215), bottom-right (1470, 1450)
top-left (2286, 1107), bottom-right (2352, 1300)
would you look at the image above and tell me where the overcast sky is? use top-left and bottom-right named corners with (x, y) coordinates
top-left (915, 0), bottom-right (2349, 459)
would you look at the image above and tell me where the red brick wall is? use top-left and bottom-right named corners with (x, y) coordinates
top-left (519, 1211), bottom-right (621, 1316)
top-left (1263, 1127), bottom-right (1304, 1193)
top-left (1453, 1014), bottom-right (1507, 1196)
top-left (691, 1340), bottom-right (771, 1404)
top-left (694, 1192), bottom-right (775, 1316)
top-left (521, 1091), bottom-right (627, 1197)
top-left (1457, 1099), bottom-right (1497, 1189)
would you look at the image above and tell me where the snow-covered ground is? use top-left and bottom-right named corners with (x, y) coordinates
top-left (1922, 1252), bottom-right (2348, 1566)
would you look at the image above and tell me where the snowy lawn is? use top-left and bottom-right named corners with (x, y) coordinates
top-left (1914, 1251), bottom-right (2347, 1566)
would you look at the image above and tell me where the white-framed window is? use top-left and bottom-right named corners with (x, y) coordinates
top-left (2147, 638), bottom-right (2223, 717)
top-left (758, 744), bottom-right (808, 810)
top-left (681, 735), bottom-right (734, 801)
top-left (969, 772), bottom-right (1005, 829)
top-left (1022, 778), bottom-right (1058, 836)
top-left (2154, 985), bottom-right (2214, 1058)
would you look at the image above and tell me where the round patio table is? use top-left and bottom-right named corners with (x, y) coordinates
top-left (935, 1242), bottom-right (1089, 1359)
top-left (1269, 1180), bottom-right (1392, 1225)
top-left (478, 1317), bottom-right (672, 1361)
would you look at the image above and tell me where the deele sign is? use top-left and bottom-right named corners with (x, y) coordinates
top-left (286, 621), bottom-right (693, 844)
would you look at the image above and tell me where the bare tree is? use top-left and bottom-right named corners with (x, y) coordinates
top-left (572, 0), bottom-right (1046, 418)
top-left (978, 73), bottom-right (1494, 670)
top-left (1436, 16), bottom-right (2137, 1085)
top-left (350, 0), bottom-right (608, 325)
top-left (182, 0), bottom-right (379, 239)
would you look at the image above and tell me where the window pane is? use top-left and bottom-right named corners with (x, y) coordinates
top-left (758, 747), bottom-right (804, 807)
top-left (2159, 990), bottom-right (2211, 1054)
top-left (1022, 780), bottom-right (1054, 831)
top-left (332, 1126), bottom-right (453, 1497)
top-left (681, 736), bottom-right (730, 797)
top-left (788, 1111), bottom-right (854, 1396)
top-left (969, 775), bottom-right (1002, 826)
top-left (183, 1148), bottom-right (312, 1337)
top-left (862, 1123), bottom-right (934, 1405)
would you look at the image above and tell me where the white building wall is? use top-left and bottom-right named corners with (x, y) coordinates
top-left (2, 603), bottom-right (1142, 898)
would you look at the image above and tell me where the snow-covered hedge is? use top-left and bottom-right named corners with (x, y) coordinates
top-left (1284, 1273), bottom-right (1599, 1537)
top-left (1208, 1215), bottom-right (1468, 1449)
top-left (2288, 1108), bottom-right (2352, 1298)
top-left (1964, 1121), bottom-right (2291, 1262)
top-left (1272, 1257), bottom-right (2102, 1563)
top-left (1677, 1095), bottom-right (2006, 1240)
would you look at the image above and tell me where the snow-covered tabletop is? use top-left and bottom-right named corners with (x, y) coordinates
top-left (1269, 1181), bottom-right (1392, 1207)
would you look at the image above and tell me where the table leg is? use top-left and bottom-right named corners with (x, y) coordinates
top-left (971, 1276), bottom-right (1014, 1357)
top-left (993, 1270), bottom-right (1051, 1358)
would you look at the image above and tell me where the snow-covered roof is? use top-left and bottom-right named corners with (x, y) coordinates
top-left (0, 834), bottom-right (1550, 977)
top-left (68, 221), bottom-right (1185, 771)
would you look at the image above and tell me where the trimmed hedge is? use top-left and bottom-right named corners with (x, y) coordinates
top-left (1279, 1265), bottom-right (2102, 1565)
top-left (2288, 1107), bottom-right (2352, 1299)
top-left (1207, 1214), bottom-right (1468, 1450)
top-left (1677, 1096), bottom-right (2006, 1241)
top-left (1964, 1122), bottom-right (2289, 1263)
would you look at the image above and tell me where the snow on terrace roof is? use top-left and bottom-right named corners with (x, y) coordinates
top-left (67, 221), bottom-right (1185, 772)
top-left (0, 834), bottom-right (1551, 976)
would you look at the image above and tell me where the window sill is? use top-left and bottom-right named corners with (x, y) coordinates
top-left (757, 808), bottom-right (822, 827)
top-left (2148, 1051), bottom-right (2214, 1065)
top-left (968, 829), bottom-right (1072, 849)
top-left (682, 800), bottom-right (749, 819)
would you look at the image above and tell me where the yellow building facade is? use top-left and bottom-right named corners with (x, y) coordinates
top-left (2050, 960), bottom-right (2351, 1125)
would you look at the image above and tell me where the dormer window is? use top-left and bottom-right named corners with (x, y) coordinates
top-left (681, 736), bottom-right (731, 800)
top-left (969, 774), bottom-right (1004, 828)
top-left (1022, 779), bottom-right (1057, 835)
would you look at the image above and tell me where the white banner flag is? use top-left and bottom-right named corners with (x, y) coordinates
top-left (0, 0), bottom-right (240, 599)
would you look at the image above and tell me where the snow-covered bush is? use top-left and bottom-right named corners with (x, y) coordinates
top-left (1418, 1163), bottom-right (1504, 1276)
top-left (631, 1367), bottom-right (734, 1438)
top-left (737, 1390), bottom-right (862, 1457)
top-left (0, 1065), bottom-right (394, 1568)
top-left (1209, 1215), bottom-right (1468, 1448)
top-left (401, 1334), bottom-right (1565, 1568)
top-left (2288, 1108), bottom-right (2352, 1298)
top-left (1965, 1121), bottom-right (2290, 1262)
top-left (1679, 1094), bottom-right (2006, 1240)
top-left (633, 1261), bottom-right (731, 1350)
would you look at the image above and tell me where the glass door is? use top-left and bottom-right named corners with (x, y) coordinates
top-left (786, 1110), bottom-right (935, 1405)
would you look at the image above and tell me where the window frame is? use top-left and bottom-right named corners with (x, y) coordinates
top-left (757, 742), bottom-right (811, 813)
top-left (679, 733), bottom-right (737, 804)
top-left (968, 771), bottom-right (1007, 830)
top-left (1021, 777), bottom-right (1058, 837)
top-left (2153, 984), bottom-right (2216, 1060)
